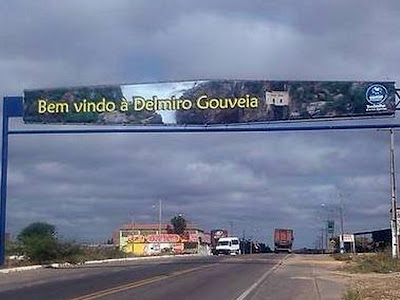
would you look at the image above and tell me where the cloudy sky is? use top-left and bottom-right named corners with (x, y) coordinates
top-left (1, 0), bottom-right (400, 248)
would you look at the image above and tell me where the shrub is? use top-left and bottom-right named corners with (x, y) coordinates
top-left (346, 252), bottom-right (400, 273)
top-left (343, 287), bottom-right (363, 300)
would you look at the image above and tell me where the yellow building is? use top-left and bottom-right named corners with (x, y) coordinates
top-left (113, 223), bottom-right (206, 251)
top-left (124, 235), bottom-right (147, 256)
top-left (124, 234), bottom-right (184, 256)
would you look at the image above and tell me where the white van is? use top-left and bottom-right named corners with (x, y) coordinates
top-left (215, 237), bottom-right (241, 255)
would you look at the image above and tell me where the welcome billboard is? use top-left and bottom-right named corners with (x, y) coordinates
top-left (23, 80), bottom-right (396, 125)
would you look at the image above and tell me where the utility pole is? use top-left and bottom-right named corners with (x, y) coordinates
top-left (158, 199), bottom-right (162, 254)
top-left (159, 199), bottom-right (162, 237)
top-left (131, 214), bottom-right (135, 255)
top-left (390, 128), bottom-right (399, 259)
top-left (325, 221), bottom-right (328, 251)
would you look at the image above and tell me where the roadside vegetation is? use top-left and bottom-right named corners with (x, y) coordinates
top-left (333, 251), bottom-right (400, 273)
top-left (343, 287), bottom-right (363, 300)
top-left (334, 252), bottom-right (400, 300)
top-left (331, 253), bottom-right (354, 262)
top-left (5, 222), bottom-right (126, 267)
top-left (6, 216), bottom-right (191, 267)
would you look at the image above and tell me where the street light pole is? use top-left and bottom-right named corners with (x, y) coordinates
top-left (321, 228), bottom-right (324, 254)
top-left (322, 201), bottom-right (344, 253)
top-left (338, 194), bottom-right (345, 254)
top-left (390, 128), bottom-right (399, 259)
top-left (325, 222), bottom-right (328, 251)
top-left (320, 204), bottom-right (329, 253)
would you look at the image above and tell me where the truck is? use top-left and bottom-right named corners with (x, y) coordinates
top-left (210, 229), bottom-right (228, 255)
top-left (215, 237), bottom-right (241, 255)
top-left (274, 228), bottom-right (294, 253)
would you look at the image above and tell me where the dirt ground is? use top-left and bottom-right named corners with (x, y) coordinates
top-left (319, 254), bottom-right (400, 300)
top-left (344, 272), bottom-right (400, 300)
top-left (289, 255), bottom-right (400, 300)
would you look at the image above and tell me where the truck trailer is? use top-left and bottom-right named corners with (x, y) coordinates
top-left (274, 228), bottom-right (294, 253)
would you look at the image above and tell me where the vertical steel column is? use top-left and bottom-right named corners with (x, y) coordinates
top-left (0, 96), bottom-right (23, 267)
top-left (0, 102), bottom-right (9, 267)
top-left (390, 128), bottom-right (399, 258)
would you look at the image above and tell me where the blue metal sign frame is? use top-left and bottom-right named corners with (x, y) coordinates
top-left (1, 92), bottom-right (400, 266)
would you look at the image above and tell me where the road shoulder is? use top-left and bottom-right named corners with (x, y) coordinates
top-left (250, 254), bottom-right (349, 300)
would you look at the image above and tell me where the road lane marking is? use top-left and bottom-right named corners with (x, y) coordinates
top-left (64, 264), bottom-right (217, 300)
top-left (312, 275), bottom-right (322, 300)
top-left (64, 275), bottom-right (168, 300)
top-left (235, 255), bottom-right (289, 300)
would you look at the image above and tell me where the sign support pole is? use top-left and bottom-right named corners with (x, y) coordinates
top-left (0, 97), bottom-right (23, 267)
top-left (390, 128), bottom-right (399, 259)
top-left (0, 101), bottom-right (10, 267)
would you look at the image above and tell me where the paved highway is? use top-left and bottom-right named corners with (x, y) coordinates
top-left (0, 254), bottom-right (345, 300)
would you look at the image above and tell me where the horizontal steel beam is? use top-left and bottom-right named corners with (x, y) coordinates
top-left (7, 123), bottom-right (400, 135)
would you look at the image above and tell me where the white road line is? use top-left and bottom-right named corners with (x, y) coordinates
top-left (0, 265), bottom-right (43, 274)
top-left (0, 254), bottom-right (201, 274)
top-left (235, 256), bottom-right (288, 300)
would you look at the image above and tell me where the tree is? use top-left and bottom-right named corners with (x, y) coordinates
top-left (171, 215), bottom-right (187, 236)
top-left (5, 239), bottom-right (23, 256)
top-left (16, 222), bottom-right (83, 264)
top-left (17, 222), bottom-right (59, 264)
top-left (18, 222), bottom-right (57, 241)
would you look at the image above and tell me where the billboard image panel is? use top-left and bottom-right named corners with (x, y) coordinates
top-left (23, 80), bottom-right (396, 125)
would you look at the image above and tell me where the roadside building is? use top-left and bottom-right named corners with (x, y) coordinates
top-left (113, 223), bottom-right (210, 255)
top-left (124, 234), bottom-right (184, 256)
top-left (353, 228), bottom-right (391, 252)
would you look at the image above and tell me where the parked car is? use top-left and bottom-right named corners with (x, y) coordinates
top-left (215, 237), bottom-right (241, 255)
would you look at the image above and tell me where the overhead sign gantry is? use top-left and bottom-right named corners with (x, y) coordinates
top-left (1, 80), bottom-right (400, 266)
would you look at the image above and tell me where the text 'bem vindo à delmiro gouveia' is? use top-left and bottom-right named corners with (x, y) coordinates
top-left (36, 94), bottom-right (260, 114)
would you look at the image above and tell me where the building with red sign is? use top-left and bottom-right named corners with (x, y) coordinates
top-left (113, 223), bottom-right (210, 252)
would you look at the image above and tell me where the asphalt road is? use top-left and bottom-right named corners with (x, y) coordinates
top-left (0, 254), bottom-right (289, 300)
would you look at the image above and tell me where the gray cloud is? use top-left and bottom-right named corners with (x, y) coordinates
top-left (3, 125), bottom-right (397, 246)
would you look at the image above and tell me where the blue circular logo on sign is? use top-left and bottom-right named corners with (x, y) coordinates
top-left (366, 84), bottom-right (388, 105)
